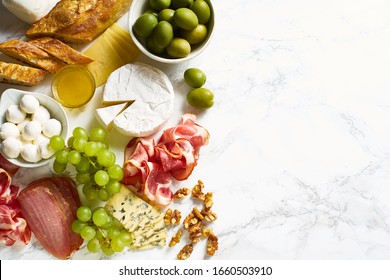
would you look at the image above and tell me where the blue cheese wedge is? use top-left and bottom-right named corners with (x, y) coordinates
top-left (105, 186), bottom-right (167, 250)
top-left (101, 63), bottom-right (175, 137)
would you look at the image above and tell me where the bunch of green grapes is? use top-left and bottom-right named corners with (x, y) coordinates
top-left (49, 127), bottom-right (124, 202)
top-left (72, 206), bottom-right (133, 255)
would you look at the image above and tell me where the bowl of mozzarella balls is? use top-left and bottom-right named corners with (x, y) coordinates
top-left (0, 89), bottom-right (68, 167)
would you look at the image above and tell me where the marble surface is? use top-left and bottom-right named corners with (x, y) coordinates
top-left (2, 0), bottom-right (390, 260)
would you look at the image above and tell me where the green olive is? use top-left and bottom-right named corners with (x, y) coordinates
top-left (171, 0), bottom-right (193, 9)
top-left (184, 68), bottom-right (206, 88)
top-left (181, 24), bottom-right (207, 44)
top-left (146, 36), bottom-right (166, 54)
top-left (133, 13), bottom-right (158, 38)
top-left (158, 8), bottom-right (175, 22)
top-left (152, 21), bottom-right (174, 48)
top-left (166, 38), bottom-right (191, 58)
top-left (191, 0), bottom-right (211, 24)
top-left (143, 9), bottom-right (159, 17)
top-left (187, 88), bottom-right (214, 109)
top-left (148, 0), bottom-right (171, 11)
top-left (174, 8), bottom-right (199, 31)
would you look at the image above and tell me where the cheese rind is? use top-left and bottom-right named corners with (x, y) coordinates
top-left (103, 63), bottom-right (175, 137)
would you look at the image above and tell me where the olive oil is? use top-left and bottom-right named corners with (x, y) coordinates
top-left (52, 65), bottom-right (95, 108)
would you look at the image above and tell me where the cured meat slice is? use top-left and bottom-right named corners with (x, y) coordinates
top-left (0, 204), bottom-right (30, 246)
top-left (25, 177), bottom-right (82, 252)
top-left (17, 186), bottom-right (71, 259)
top-left (122, 114), bottom-right (209, 206)
top-left (0, 154), bottom-right (19, 176)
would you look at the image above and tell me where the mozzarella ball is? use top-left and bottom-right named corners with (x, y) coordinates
top-left (42, 118), bottom-right (62, 138)
top-left (17, 117), bottom-right (31, 133)
top-left (32, 134), bottom-right (49, 146)
top-left (1, 137), bottom-right (23, 159)
top-left (22, 121), bottom-right (42, 141)
top-left (31, 106), bottom-right (50, 124)
top-left (38, 139), bottom-right (55, 159)
top-left (6, 105), bottom-right (26, 124)
top-left (0, 122), bottom-right (20, 140)
top-left (20, 95), bottom-right (40, 114)
top-left (21, 144), bottom-right (42, 163)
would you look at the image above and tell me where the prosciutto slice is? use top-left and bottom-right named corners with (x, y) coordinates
top-left (0, 168), bottom-right (31, 246)
top-left (0, 154), bottom-right (19, 176)
top-left (123, 114), bottom-right (209, 206)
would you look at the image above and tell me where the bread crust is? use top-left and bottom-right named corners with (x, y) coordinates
top-left (25, 0), bottom-right (132, 43)
top-left (29, 37), bottom-right (94, 64)
top-left (0, 40), bottom-right (66, 73)
top-left (0, 61), bottom-right (48, 86)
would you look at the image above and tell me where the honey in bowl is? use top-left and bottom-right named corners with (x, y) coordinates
top-left (52, 65), bottom-right (95, 108)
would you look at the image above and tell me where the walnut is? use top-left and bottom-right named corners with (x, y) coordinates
top-left (183, 212), bottom-right (197, 230)
top-left (201, 208), bottom-right (218, 222)
top-left (204, 192), bottom-right (213, 209)
top-left (177, 244), bottom-right (193, 260)
top-left (192, 207), bottom-right (205, 220)
top-left (189, 231), bottom-right (202, 243)
top-left (164, 208), bottom-right (173, 226)
top-left (206, 233), bottom-right (219, 256)
top-left (169, 230), bottom-right (182, 247)
top-left (201, 225), bottom-right (212, 238)
top-left (164, 208), bottom-right (182, 226)
top-left (191, 180), bottom-right (205, 201)
top-left (174, 187), bottom-right (190, 199)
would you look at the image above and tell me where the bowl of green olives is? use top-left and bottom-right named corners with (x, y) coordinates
top-left (129, 0), bottom-right (214, 63)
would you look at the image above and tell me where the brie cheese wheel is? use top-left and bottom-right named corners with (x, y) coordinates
top-left (95, 102), bottom-right (131, 131)
top-left (102, 63), bottom-right (175, 137)
top-left (2, 0), bottom-right (60, 24)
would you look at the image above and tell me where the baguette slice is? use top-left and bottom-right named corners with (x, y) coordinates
top-left (25, 0), bottom-right (131, 43)
top-left (29, 37), bottom-right (93, 65)
top-left (0, 61), bottom-right (48, 86)
top-left (0, 40), bottom-right (66, 73)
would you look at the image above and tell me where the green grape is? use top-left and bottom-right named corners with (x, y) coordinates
top-left (106, 180), bottom-right (121, 194)
top-left (92, 208), bottom-right (109, 227)
top-left (98, 188), bottom-right (110, 202)
top-left (76, 172), bottom-right (91, 184)
top-left (73, 137), bottom-right (87, 153)
top-left (80, 225), bottom-right (96, 240)
top-left (97, 149), bottom-right (116, 167)
top-left (83, 184), bottom-right (98, 201)
top-left (107, 227), bottom-right (121, 239)
top-left (118, 232), bottom-right (133, 246)
top-left (107, 164), bottom-right (124, 181)
top-left (49, 135), bottom-right (65, 151)
top-left (101, 215), bottom-right (113, 230)
top-left (76, 156), bottom-right (90, 172)
top-left (67, 136), bottom-right (75, 148)
top-left (94, 170), bottom-right (109, 186)
top-left (84, 141), bottom-right (99, 157)
top-left (55, 149), bottom-right (68, 164)
top-left (96, 229), bottom-right (107, 241)
top-left (73, 127), bottom-right (89, 140)
top-left (67, 150), bottom-right (81, 165)
top-left (71, 219), bottom-right (87, 234)
top-left (110, 236), bottom-right (125, 252)
top-left (76, 206), bottom-right (92, 222)
top-left (101, 243), bottom-right (115, 256)
top-left (87, 237), bottom-right (101, 253)
top-left (89, 127), bottom-right (107, 143)
top-left (53, 160), bottom-right (67, 173)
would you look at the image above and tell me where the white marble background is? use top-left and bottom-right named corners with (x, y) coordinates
top-left (2, 0), bottom-right (390, 260)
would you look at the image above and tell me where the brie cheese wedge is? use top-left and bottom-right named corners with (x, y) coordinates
top-left (100, 63), bottom-right (175, 137)
top-left (2, 0), bottom-right (60, 24)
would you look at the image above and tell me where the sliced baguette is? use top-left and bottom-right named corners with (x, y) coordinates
top-left (29, 37), bottom-right (93, 65)
top-left (0, 61), bottom-right (48, 86)
top-left (0, 40), bottom-right (66, 73)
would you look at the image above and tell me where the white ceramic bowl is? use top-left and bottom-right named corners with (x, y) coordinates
top-left (129, 0), bottom-right (215, 64)
top-left (0, 89), bottom-right (68, 168)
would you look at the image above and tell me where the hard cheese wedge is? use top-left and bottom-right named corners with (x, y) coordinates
top-left (98, 63), bottom-right (175, 137)
top-left (84, 23), bottom-right (139, 87)
top-left (105, 186), bottom-right (167, 250)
